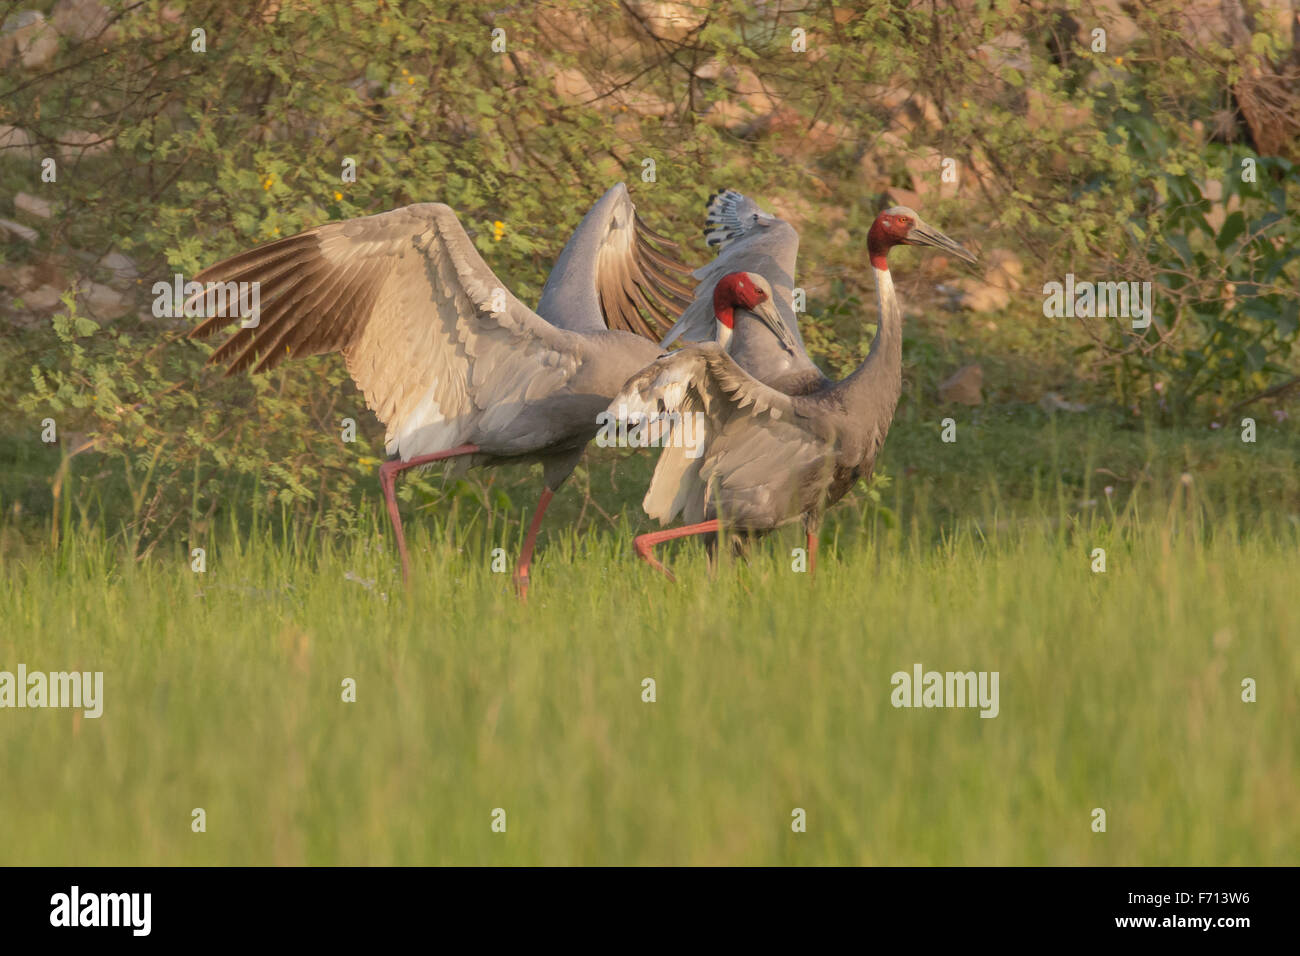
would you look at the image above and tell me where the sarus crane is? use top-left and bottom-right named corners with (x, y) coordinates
top-left (662, 189), bottom-right (829, 396)
top-left (188, 184), bottom-right (696, 597)
top-left (612, 206), bottom-right (977, 580)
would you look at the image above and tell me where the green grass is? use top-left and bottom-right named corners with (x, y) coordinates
top-left (1, 459), bottom-right (1296, 865)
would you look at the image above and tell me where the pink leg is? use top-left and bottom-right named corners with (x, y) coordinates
top-left (807, 529), bottom-right (819, 580)
top-left (633, 519), bottom-right (721, 583)
top-left (512, 486), bottom-right (555, 602)
top-left (379, 444), bottom-right (480, 586)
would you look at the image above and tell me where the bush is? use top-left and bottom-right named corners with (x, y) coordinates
top-left (2, 0), bottom-right (1296, 547)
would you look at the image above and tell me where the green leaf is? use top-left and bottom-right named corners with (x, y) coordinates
top-left (1216, 211), bottom-right (1246, 251)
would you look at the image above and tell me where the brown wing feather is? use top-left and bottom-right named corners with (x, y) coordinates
top-left (187, 203), bottom-right (582, 458)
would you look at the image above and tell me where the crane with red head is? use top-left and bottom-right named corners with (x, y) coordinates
top-left (612, 204), bottom-right (976, 580)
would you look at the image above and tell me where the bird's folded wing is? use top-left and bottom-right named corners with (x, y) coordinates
top-left (610, 342), bottom-right (834, 526)
top-left (187, 203), bottom-right (582, 452)
top-left (538, 183), bottom-right (695, 340)
top-left (660, 188), bottom-right (802, 350)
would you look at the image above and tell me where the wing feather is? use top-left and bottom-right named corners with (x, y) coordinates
top-left (610, 342), bottom-right (837, 528)
top-left (188, 203), bottom-right (582, 459)
top-left (538, 183), bottom-right (695, 338)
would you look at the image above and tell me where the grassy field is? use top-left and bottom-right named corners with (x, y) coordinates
top-left (1, 414), bottom-right (1297, 865)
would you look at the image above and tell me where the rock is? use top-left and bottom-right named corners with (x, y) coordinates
top-left (867, 85), bottom-right (943, 134)
top-left (0, 125), bottom-right (38, 162)
top-left (904, 145), bottom-right (958, 199)
top-left (939, 364), bottom-right (984, 405)
top-left (954, 252), bottom-right (1020, 311)
top-left (1178, 0), bottom-right (1244, 47)
top-left (884, 186), bottom-right (922, 209)
top-left (955, 279), bottom-right (1011, 312)
top-left (51, 0), bottom-right (112, 43)
top-left (22, 284), bottom-right (64, 310)
top-left (6, 253), bottom-right (67, 288)
top-left (1039, 391), bottom-right (1088, 413)
top-left (728, 66), bottom-right (778, 116)
top-left (702, 66), bottom-right (781, 133)
top-left (1, 11), bottom-right (59, 71)
top-left (0, 217), bottom-right (39, 242)
top-left (0, 262), bottom-right (31, 289)
top-left (1073, 0), bottom-right (1140, 54)
top-left (76, 279), bottom-right (131, 320)
top-left (984, 249), bottom-right (1024, 292)
top-left (743, 106), bottom-right (848, 156)
top-left (1025, 89), bottom-right (1093, 135)
top-left (626, 2), bottom-right (706, 42)
top-left (974, 31), bottom-right (1030, 76)
top-left (1202, 179), bottom-right (1243, 233)
top-left (14, 191), bottom-right (52, 218)
top-left (59, 129), bottom-right (113, 160)
top-left (694, 58), bottom-right (724, 81)
top-left (703, 100), bottom-right (753, 132)
top-left (552, 67), bottom-right (596, 103)
top-left (961, 146), bottom-right (997, 197)
top-left (98, 250), bottom-right (140, 287)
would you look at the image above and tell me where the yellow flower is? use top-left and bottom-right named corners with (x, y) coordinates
top-left (407, 76), bottom-right (414, 85)
top-left (1114, 56), bottom-right (1123, 65)
top-left (263, 176), bottom-right (274, 190)
top-left (493, 220), bottom-right (505, 241)
top-left (334, 191), bottom-right (343, 201)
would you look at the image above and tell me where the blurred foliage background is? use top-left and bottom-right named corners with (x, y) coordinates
top-left (1, 0), bottom-right (1298, 555)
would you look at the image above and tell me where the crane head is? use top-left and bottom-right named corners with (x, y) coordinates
top-left (868, 206), bottom-right (977, 270)
top-left (712, 272), bottom-right (801, 356)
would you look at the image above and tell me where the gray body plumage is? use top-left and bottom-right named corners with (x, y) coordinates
top-left (190, 184), bottom-right (691, 490)
top-left (617, 204), bottom-right (976, 538)
top-left (615, 265), bottom-right (902, 532)
top-left (660, 189), bottom-right (829, 396)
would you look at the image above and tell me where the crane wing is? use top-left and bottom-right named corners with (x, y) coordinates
top-left (659, 188), bottom-right (804, 350)
top-left (187, 203), bottom-right (583, 458)
top-left (610, 342), bottom-right (837, 529)
top-left (537, 183), bottom-right (696, 339)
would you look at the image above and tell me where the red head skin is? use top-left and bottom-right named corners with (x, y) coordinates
top-left (867, 212), bottom-right (916, 271)
top-left (713, 272), bottom-right (769, 328)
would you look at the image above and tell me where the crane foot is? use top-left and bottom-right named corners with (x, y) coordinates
top-left (632, 519), bottom-right (721, 583)
top-left (634, 537), bottom-right (678, 583)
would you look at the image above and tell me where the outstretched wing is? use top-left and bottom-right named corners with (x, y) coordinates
top-left (610, 343), bottom-right (837, 529)
top-left (659, 188), bottom-right (804, 350)
top-left (187, 203), bottom-right (583, 459)
top-left (537, 183), bottom-right (696, 340)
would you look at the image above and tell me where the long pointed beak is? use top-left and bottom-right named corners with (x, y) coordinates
top-left (752, 298), bottom-right (803, 356)
top-left (908, 221), bottom-right (978, 264)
